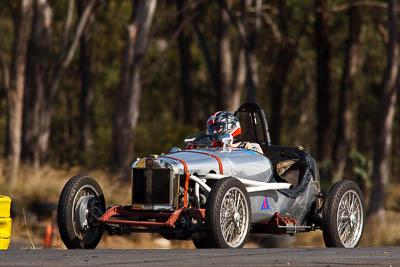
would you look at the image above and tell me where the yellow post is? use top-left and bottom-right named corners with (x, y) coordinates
top-left (0, 196), bottom-right (12, 249)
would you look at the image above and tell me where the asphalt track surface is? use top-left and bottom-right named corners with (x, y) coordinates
top-left (0, 247), bottom-right (399, 266)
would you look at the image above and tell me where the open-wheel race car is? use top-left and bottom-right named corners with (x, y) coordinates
top-left (57, 102), bottom-right (365, 249)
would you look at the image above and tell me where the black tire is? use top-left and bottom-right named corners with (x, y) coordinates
top-left (58, 175), bottom-right (106, 249)
top-left (205, 177), bottom-right (251, 248)
top-left (192, 233), bottom-right (210, 248)
top-left (322, 180), bottom-right (365, 248)
top-left (191, 180), bottom-right (217, 249)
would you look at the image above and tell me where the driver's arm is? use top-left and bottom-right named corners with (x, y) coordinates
top-left (231, 141), bottom-right (263, 154)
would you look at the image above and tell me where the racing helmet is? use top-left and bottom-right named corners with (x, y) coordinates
top-left (207, 111), bottom-right (241, 143)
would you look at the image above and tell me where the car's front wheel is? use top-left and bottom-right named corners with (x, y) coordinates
top-left (205, 177), bottom-right (251, 248)
top-left (192, 233), bottom-right (210, 248)
top-left (58, 175), bottom-right (106, 249)
top-left (322, 180), bottom-right (365, 248)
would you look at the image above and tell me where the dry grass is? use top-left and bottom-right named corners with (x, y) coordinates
top-left (2, 159), bottom-right (400, 249)
top-left (0, 162), bottom-right (131, 206)
top-left (0, 159), bottom-right (132, 249)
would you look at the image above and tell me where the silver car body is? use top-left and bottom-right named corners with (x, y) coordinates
top-left (132, 146), bottom-right (319, 225)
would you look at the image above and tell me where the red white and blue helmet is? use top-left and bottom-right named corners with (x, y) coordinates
top-left (207, 111), bottom-right (241, 142)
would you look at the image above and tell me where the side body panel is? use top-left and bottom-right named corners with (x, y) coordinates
top-left (249, 153), bottom-right (320, 224)
top-left (249, 184), bottom-right (316, 224)
top-left (157, 148), bottom-right (274, 183)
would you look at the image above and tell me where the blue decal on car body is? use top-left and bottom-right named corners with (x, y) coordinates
top-left (261, 197), bottom-right (270, 210)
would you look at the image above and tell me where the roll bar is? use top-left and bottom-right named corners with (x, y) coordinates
top-left (234, 102), bottom-right (271, 147)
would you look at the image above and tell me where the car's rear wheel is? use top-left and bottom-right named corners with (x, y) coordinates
top-left (322, 180), bottom-right (365, 248)
top-left (205, 177), bottom-right (251, 248)
top-left (58, 175), bottom-right (105, 249)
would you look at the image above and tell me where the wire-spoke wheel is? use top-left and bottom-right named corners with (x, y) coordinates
top-left (322, 180), bottom-right (365, 248)
top-left (58, 175), bottom-right (105, 249)
top-left (206, 177), bottom-right (251, 248)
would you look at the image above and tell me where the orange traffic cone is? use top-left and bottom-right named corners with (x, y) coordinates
top-left (44, 224), bottom-right (53, 246)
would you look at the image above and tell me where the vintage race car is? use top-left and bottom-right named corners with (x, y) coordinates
top-left (57, 102), bottom-right (366, 249)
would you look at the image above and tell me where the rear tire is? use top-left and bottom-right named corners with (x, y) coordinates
top-left (322, 180), bottom-right (365, 248)
top-left (205, 177), bottom-right (251, 248)
top-left (58, 175), bottom-right (105, 249)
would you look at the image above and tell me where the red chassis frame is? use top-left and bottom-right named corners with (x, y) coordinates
top-left (97, 207), bottom-right (306, 234)
top-left (97, 206), bottom-right (206, 228)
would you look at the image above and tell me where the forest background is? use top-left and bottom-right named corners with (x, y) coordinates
top-left (0, 0), bottom-right (399, 248)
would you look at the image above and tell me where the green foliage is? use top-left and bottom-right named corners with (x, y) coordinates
top-left (316, 160), bottom-right (333, 194)
top-left (135, 122), bottom-right (197, 158)
top-left (319, 149), bottom-right (373, 197)
top-left (0, 0), bottom-right (398, 186)
top-left (348, 149), bottom-right (372, 191)
top-left (318, 150), bottom-right (372, 195)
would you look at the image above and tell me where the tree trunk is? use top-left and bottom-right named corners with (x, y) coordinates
top-left (1, 52), bottom-right (10, 157)
top-left (242, 0), bottom-right (259, 103)
top-left (6, 0), bottom-right (32, 187)
top-left (111, 0), bottom-right (157, 173)
top-left (245, 42), bottom-right (258, 102)
top-left (230, 39), bottom-right (246, 112)
top-left (314, 0), bottom-right (332, 161)
top-left (269, 0), bottom-right (294, 145)
top-left (193, 0), bottom-right (245, 113)
top-left (78, 0), bottom-right (95, 156)
top-left (22, 0), bottom-right (52, 168)
top-left (217, 0), bottom-right (232, 111)
top-left (368, 0), bottom-right (399, 221)
top-left (0, 53), bottom-right (10, 93)
top-left (22, 0), bottom-right (96, 166)
top-left (192, 19), bottom-right (219, 100)
top-left (332, 0), bottom-right (361, 181)
top-left (216, 0), bottom-right (258, 106)
top-left (177, 0), bottom-right (194, 124)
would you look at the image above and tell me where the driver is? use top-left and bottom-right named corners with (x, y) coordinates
top-left (206, 111), bottom-right (263, 154)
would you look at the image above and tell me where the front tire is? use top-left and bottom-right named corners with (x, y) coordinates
top-left (322, 180), bottom-right (365, 248)
top-left (192, 233), bottom-right (210, 248)
top-left (58, 175), bottom-right (105, 249)
top-left (206, 177), bottom-right (251, 248)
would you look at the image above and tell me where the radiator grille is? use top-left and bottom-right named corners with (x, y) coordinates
top-left (132, 168), bottom-right (173, 206)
